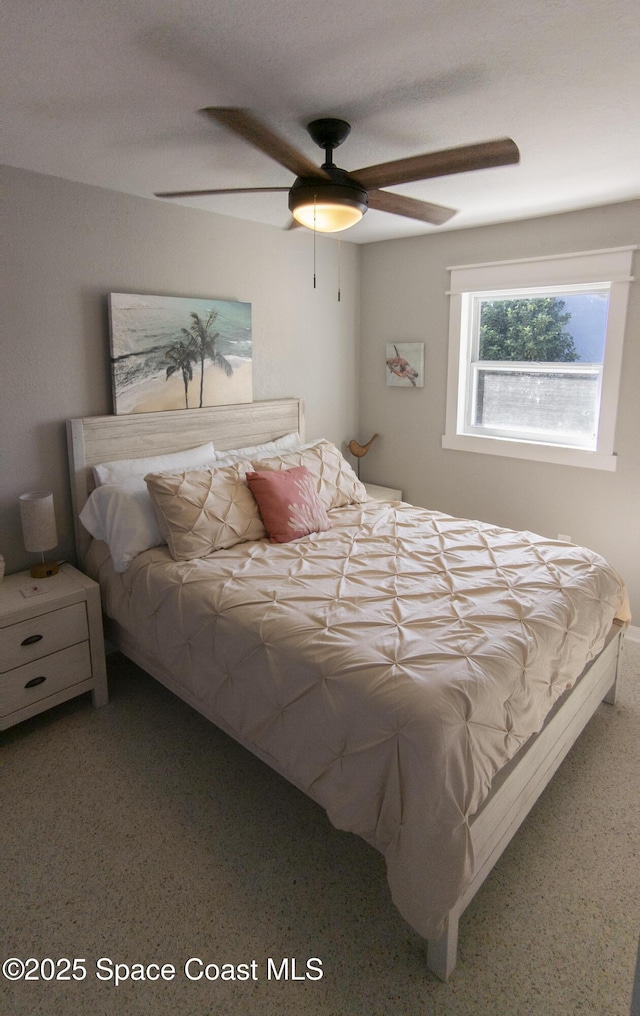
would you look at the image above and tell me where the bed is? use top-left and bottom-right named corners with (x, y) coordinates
top-left (67, 397), bottom-right (629, 979)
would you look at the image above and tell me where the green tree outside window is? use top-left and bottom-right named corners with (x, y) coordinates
top-left (479, 298), bottom-right (578, 362)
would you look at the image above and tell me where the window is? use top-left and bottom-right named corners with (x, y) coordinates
top-left (443, 247), bottom-right (635, 470)
top-left (467, 287), bottom-right (608, 449)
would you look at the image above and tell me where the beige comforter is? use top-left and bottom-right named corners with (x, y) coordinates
top-left (88, 500), bottom-right (629, 938)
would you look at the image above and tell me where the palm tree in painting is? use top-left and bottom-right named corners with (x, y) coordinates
top-left (183, 309), bottom-right (233, 408)
top-left (165, 338), bottom-right (198, 409)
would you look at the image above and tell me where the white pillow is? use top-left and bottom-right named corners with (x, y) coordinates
top-left (79, 477), bottom-right (165, 573)
top-left (214, 432), bottom-right (302, 466)
top-left (93, 442), bottom-right (215, 486)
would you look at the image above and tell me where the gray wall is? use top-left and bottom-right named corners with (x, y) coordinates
top-left (2, 166), bottom-right (360, 574)
top-left (359, 201), bottom-right (640, 618)
top-left (3, 167), bottom-right (638, 619)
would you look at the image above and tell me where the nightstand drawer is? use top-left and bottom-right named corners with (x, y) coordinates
top-left (0, 602), bottom-right (88, 673)
top-left (0, 641), bottom-right (92, 717)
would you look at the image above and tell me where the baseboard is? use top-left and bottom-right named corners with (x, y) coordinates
top-left (625, 624), bottom-right (640, 644)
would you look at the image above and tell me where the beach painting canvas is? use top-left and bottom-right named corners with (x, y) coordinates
top-left (385, 342), bottom-right (424, 387)
top-left (108, 293), bottom-right (253, 414)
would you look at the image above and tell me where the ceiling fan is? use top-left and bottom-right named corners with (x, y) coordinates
top-left (155, 108), bottom-right (520, 233)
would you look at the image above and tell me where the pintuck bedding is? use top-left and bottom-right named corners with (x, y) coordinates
top-left (85, 483), bottom-right (629, 941)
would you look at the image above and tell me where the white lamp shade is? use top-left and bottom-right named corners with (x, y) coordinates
top-left (19, 490), bottom-right (58, 553)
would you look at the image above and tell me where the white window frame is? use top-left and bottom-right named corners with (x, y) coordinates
top-left (443, 247), bottom-right (636, 471)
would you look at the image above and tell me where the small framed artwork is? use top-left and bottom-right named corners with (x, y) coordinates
top-left (386, 342), bottom-right (424, 388)
top-left (108, 292), bottom-right (253, 414)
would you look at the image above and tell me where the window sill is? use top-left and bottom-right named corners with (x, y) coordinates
top-left (441, 432), bottom-right (617, 471)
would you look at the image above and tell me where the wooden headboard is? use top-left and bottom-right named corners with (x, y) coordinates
top-left (67, 397), bottom-right (305, 565)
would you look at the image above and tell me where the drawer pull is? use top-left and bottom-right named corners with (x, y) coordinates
top-left (21, 634), bottom-right (44, 646)
top-left (25, 676), bottom-right (47, 689)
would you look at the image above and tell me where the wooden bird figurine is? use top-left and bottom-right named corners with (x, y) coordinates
top-left (348, 433), bottom-right (379, 458)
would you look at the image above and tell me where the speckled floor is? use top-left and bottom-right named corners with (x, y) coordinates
top-left (2, 640), bottom-right (639, 1016)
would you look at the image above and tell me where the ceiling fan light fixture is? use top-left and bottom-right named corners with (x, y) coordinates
top-left (292, 200), bottom-right (364, 232)
top-left (289, 176), bottom-right (368, 233)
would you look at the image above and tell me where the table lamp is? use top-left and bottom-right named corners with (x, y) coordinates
top-left (19, 490), bottom-right (59, 578)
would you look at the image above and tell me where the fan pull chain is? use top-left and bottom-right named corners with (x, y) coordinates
top-left (313, 197), bottom-right (317, 289)
top-left (310, 198), bottom-right (342, 302)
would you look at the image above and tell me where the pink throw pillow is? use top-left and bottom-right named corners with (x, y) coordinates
top-left (246, 466), bottom-right (331, 544)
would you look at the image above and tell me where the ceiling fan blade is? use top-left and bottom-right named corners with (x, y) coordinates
top-left (201, 108), bottom-right (330, 181)
top-left (352, 138), bottom-right (520, 190)
top-left (367, 189), bottom-right (457, 226)
top-left (155, 186), bottom-right (290, 198)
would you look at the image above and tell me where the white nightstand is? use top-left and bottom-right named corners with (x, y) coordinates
top-left (364, 482), bottom-right (403, 502)
top-left (0, 563), bottom-right (108, 730)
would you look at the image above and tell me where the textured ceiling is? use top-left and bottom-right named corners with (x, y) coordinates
top-left (3, 0), bottom-right (639, 243)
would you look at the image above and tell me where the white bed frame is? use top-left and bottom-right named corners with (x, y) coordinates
top-left (67, 398), bottom-right (624, 980)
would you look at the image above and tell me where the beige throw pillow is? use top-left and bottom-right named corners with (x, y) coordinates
top-left (251, 440), bottom-right (368, 509)
top-left (144, 462), bottom-right (266, 560)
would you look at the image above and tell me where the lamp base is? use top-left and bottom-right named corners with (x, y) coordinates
top-left (30, 560), bottom-right (59, 578)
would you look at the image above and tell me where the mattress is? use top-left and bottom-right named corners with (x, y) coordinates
top-left (87, 499), bottom-right (629, 938)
